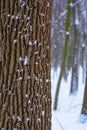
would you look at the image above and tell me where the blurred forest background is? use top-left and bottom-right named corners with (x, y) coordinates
top-left (51, 0), bottom-right (87, 115)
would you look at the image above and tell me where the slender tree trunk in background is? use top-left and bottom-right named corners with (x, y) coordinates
top-left (0, 1), bottom-right (51, 129)
top-left (51, 0), bottom-right (67, 69)
top-left (81, 1), bottom-right (87, 111)
top-left (70, 0), bottom-right (80, 94)
top-left (81, 0), bottom-right (87, 84)
top-left (53, 0), bottom-right (71, 110)
top-left (81, 69), bottom-right (87, 115)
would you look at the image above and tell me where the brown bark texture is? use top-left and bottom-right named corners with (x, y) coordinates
top-left (0, 0), bottom-right (51, 130)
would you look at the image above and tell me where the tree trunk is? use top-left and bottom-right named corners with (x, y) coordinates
top-left (81, 6), bottom-right (87, 112)
top-left (70, 0), bottom-right (80, 94)
top-left (0, 1), bottom-right (51, 129)
top-left (81, 68), bottom-right (87, 115)
top-left (53, 0), bottom-right (71, 110)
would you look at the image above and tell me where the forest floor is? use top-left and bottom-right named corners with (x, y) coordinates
top-left (52, 67), bottom-right (87, 130)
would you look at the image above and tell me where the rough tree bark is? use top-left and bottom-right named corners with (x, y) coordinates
top-left (0, 0), bottom-right (51, 130)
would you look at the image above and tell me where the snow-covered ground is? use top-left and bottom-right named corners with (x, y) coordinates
top-left (52, 67), bottom-right (87, 130)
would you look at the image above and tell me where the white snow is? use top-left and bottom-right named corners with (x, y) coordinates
top-left (26, 94), bottom-right (28, 98)
top-left (30, 25), bottom-right (32, 31)
top-left (16, 69), bottom-right (23, 72)
top-left (11, 15), bottom-right (14, 19)
top-left (46, 79), bottom-right (49, 83)
top-left (7, 14), bottom-right (10, 17)
top-left (70, 2), bottom-right (73, 7)
top-left (20, 0), bottom-right (23, 4)
top-left (75, 8), bottom-right (79, 25)
top-left (28, 75), bottom-right (31, 79)
top-left (37, 118), bottom-right (41, 123)
top-left (35, 51), bottom-right (38, 54)
top-left (27, 16), bottom-right (30, 20)
top-left (33, 40), bottom-right (37, 45)
top-left (13, 39), bottom-right (17, 44)
top-left (27, 118), bottom-right (30, 121)
top-left (66, 31), bottom-right (70, 35)
top-left (17, 116), bottom-right (21, 121)
top-left (28, 41), bottom-right (32, 45)
top-left (17, 77), bottom-right (22, 81)
top-left (28, 100), bottom-right (31, 104)
top-left (40, 13), bottom-right (45, 16)
top-left (35, 62), bottom-right (38, 65)
top-left (18, 56), bottom-right (23, 61)
top-left (21, 1), bottom-right (25, 7)
top-left (52, 66), bottom-right (87, 130)
top-left (42, 111), bottom-right (45, 116)
top-left (16, 14), bottom-right (20, 20)
top-left (24, 56), bottom-right (28, 65)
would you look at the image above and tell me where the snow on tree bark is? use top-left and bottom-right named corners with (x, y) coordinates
top-left (0, 0), bottom-right (51, 129)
